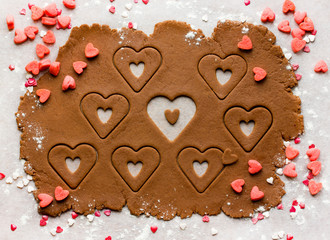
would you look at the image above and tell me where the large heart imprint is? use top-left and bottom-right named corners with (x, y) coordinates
top-left (224, 107), bottom-right (272, 152)
top-left (81, 93), bottom-right (129, 139)
top-left (112, 146), bottom-right (160, 192)
top-left (113, 47), bottom-right (162, 92)
top-left (48, 144), bottom-right (97, 189)
top-left (198, 54), bottom-right (247, 99)
top-left (177, 147), bottom-right (224, 193)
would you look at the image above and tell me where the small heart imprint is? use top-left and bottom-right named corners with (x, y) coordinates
top-left (48, 144), bottom-right (97, 189)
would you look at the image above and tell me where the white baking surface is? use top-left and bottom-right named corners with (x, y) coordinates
top-left (0, 0), bottom-right (329, 239)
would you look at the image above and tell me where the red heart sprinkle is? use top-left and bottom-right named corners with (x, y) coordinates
top-left (0, 173), bottom-right (5, 180)
top-left (314, 60), bottom-right (328, 73)
top-left (231, 179), bottom-right (245, 193)
top-left (63, 0), bottom-right (76, 9)
top-left (261, 7), bottom-right (275, 23)
top-left (36, 89), bottom-right (51, 103)
top-left (31, 6), bottom-right (44, 21)
top-left (9, 65), bottom-right (15, 71)
top-left (56, 226), bottom-right (63, 233)
top-left (28, 3), bottom-right (35, 9)
top-left (62, 75), bottom-right (76, 91)
top-left (55, 186), bottom-right (69, 201)
top-left (36, 44), bottom-right (50, 59)
top-left (309, 144), bottom-right (315, 149)
top-left (11, 224), bottom-right (17, 231)
top-left (287, 234), bottom-right (294, 240)
top-left (40, 219), bottom-right (47, 226)
top-left (142, 0), bottom-right (149, 4)
top-left (307, 161), bottom-right (321, 176)
top-left (109, 6), bottom-right (115, 14)
top-left (302, 179), bottom-right (309, 186)
top-left (85, 43), bottom-right (99, 58)
top-left (25, 78), bottom-right (37, 87)
top-left (295, 73), bottom-right (302, 81)
top-left (292, 64), bottom-right (299, 71)
top-left (42, 17), bottom-right (57, 26)
top-left (39, 59), bottom-right (51, 71)
top-left (38, 193), bottom-right (53, 207)
top-left (291, 28), bottom-right (305, 40)
top-left (73, 61), bottom-right (87, 74)
top-left (71, 212), bottom-right (78, 219)
top-left (282, 0), bottom-right (295, 13)
top-left (202, 215), bottom-right (209, 222)
top-left (150, 225), bottom-right (158, 233)
top-left (289, 206), bottom-right (296, 212)
top-left (294, 11), bottom-right (307, 24)
top-left (42, 215), bottom-right (49, 221)
top-left (14, 29), bottom-right (27, 44)
top-left (285, 145), bottom-right (299, 160)
top-left (306, 148), bottom-right (320, 161)
top-left (299, 17), bottom-right (314, 32)
top-left (128, 22), bottom-right (133, 29)
top-left (277, 203), bottom-right (283, 210)
top-left (309, 180), bottom-right (322, 195)
top-left (283, 163), bottom-right (297, 178)
top-left (58, 15), bottom-right (71, 29)
top-left (95, 211), bottom-right (101, 217)
top-left (250, 186), bottom-right (264, 201)
top-left (25, 61), bottom-right (40, 75)
top-left (45, 3), bottom-right (58, 17)
top-left (6, 15), bottom-right (14, 30)
top-left (104, 210), bottom-right (111, 216)
top-left (237, 35), bottom-right (252, 50)
top-left (43, 30), bottom-right (56, 44)
top-left (278, 20), bottom-right (291, 33)
top-left (105, 237), bottom-right (112, 240)
top-left (257, 213), bottom-right (264, 220)
top-left (248, 160), bottom-right (262, 174)
top-left (251, 217), bottom-right (258, 224)
top-left (24, 25), bottom-right (39, 40)
top-left (49, 62), bottom-right (61, 76)
top-left (291, 38), bottom-right (306, 53)
top-left (292, 200), bottom-right (298, 206)
top-left (253, 67), bottom-right (267, 81)
top-left (299, 203), bottom-right (305, 209)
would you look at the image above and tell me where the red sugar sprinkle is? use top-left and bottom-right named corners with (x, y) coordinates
top-left (309, 144), bottom-right (315, 149)
top-left (292, 200), bottom-right (298, 206)
top-left (302, 179), bottom-right (309, 186)
top-left (56, 226), bottom-right (63, 233)
top-left (42, 215), bottom-right (48, 221)
top-left (299, 202), bottom-right (305, 209)
top-left (20, 9), bottom-right (26, 15)
top-left (0, 173), bottom-right (5, 180)
top-left (40, 219), bottom-right (47, 226)
top-left (71, 212), bottom-right (78, 219)
top-left (307, 171), bottom-right (314, 180)
top-left (303, 45), bottom-right (310, 53)
top-left (105, 236), bottom-right (112, 240)
top-left (295, 73), bottom-right (302, 81)
top-left (244, 0), bottom-right (250, 6)
top-left (289, 206), bottom-right (296, 213)
top-left (287, 234), bottom-right (294, 240)
top-left (257, 213), bottom-right (264, 220)
top-left (292, 64), bottom-right (299, 71)
top-left (95, 211), bottom-right (101, 217)
top-left (128, 22), bottom-right (133, 29)
top-left (11, 224), bottom-right (17, 231)
top-left (202, 215), bottom-right (209, 222)
top-left (109, 6), bottom-right (115, 14)
top-left (104, 210), bottom-right (111, 216)
top-left (294, 137), bottom-right (300, 144)
top-left (251, 217), bottom-right (258, 224)
top-left (9, 65), bottom-right (15, 71)
top-left (277, 203), bottom-right (283, 210)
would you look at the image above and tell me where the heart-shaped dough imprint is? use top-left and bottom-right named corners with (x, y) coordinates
top-left (48, 144), bottom-right (97, 189)
top-left (112, 146), bottom-right (160, 192)
top-left (198, 54), bottom-right (247, 99)
top-left (177, 147), bottom-right (224, 193)
top-left (224, 106), bottom-right (272, 152)
top-left (147, 96), bottom-right (196, 141)
top-left (81, 93), bottom-right (129, 139)
top-left (114, 47), bottom-right (162, 92)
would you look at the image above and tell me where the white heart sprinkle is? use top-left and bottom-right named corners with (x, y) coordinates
top-left (87, 214), bottom-right (94, 222)
top-left (12, 172), bottom-right (19, 180)
top-left (266, 177), bottom-right (274, 185)
top-left (290, 212), bottom-right (297, 219)
top-left (211, 227), bottom-right (218, 236)
top-left (278, 231), bottom-right (285, 238)
top-left (263, 211), bottom-right (270, 218)
top-left (6, 177), bottom-right (13, 184)
top-left (125, 3), bottom-right (132, 10)
top-left (26, 175), bottom-right (33, 181)
top-left (309, 35), bottom-right (315, 42)
top-left (271, 233), bottom-right (280, 240)
top-left (50, 229), bottom-right (57, 236)
top-left (23, 178), bottom-right (29, 186)
top-left (121, 11), bottom-right (128, 18)
top-left (276, 168), bottom-right (283, 175)
top-left (17, 181), bottom-right (24, 189)
top-left (179, 223), bottom-right (186, 230)
top-left (202, 15), bottom-right (208, 22)
top-left (68, 218), bottom-right (75, 227)
top-left (27, 186), bottom-right (35, 193)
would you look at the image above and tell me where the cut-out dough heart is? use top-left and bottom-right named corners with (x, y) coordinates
top-left (114, 47), bottom-right (162, 92)
top-left (224, 107), bottom-right (272, 152)
top-left (164, 109), bottom-right (180, 125)
top-left (177, 147), bottom-right (224, 193)
top-left (112, 146), bottom-right (160, 192)
top-left (81, 93), bottom-right (129, 139)
top-left (199, 54), bottom-right (247, 100)
top-left (48, 144), bottom-right (97, 189)
top-left (147, 96), bottom-right (196, 141)
top-left (222, 148), bottom-right (238, 165)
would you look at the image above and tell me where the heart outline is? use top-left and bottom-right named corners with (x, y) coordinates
top-left (80, 93), bottom-right (130, 139)
top-left (224, 106), bottom-right (273, 152)
top-left (111, 146), bottom-right (160, 192)
top-left (198, 54), bottom-right (247, 100)
top-left (48, 144), bottom-right (97, 189)
top-left (113, 47), bottom-right (162, 92)
top-left (177, 147), bottom-right (224, 193)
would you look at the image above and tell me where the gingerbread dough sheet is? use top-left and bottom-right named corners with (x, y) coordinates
top-left (17, 21), bottom-right (303, 219)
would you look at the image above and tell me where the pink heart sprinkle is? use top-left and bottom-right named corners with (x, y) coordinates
top-left (277, 203), bottom-right (283, 210)
top-left (307, 171), bottom-right (314, 180)
top-left (302, 179), bottom-right (309, 186)
top-left (202, 215), bottom-right (209, 222)
top-left (291, 64), bottom-right (299, 71)
top-left (94, 211), bottom-right (101, 217)
top-left (299, 202), bottom-right (305, 209)
top-left (104, 210), bottom-right (111, 216)
top-left (303, 45), bottom-right (310, 53)
top-left (42, 215), bottom-right (48, 221)
top-left (109, 6), bottom-right (115, 14)
top-left (257, 213), bottom-right (264, 220)
top-left (134, 0), bottom-right (138, 3)
top-left (295, 73), bottom-right (302, 81)
top-left (25, 78), bottom-right (37, 87)
top-left (19, 8), bottom-right (26, 15)
top-left (244, 0), bottom-right (250, 6)
top-left (251, 218), bottom-right (258, 224)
